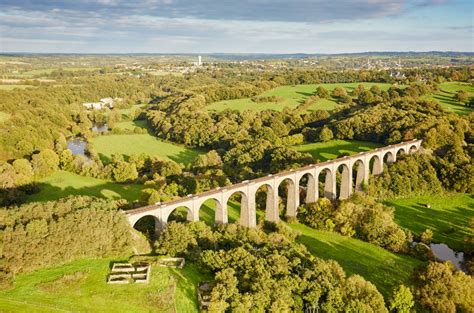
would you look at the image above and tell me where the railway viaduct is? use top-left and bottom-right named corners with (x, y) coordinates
top-left (126, 139), bottom-right (422, 232)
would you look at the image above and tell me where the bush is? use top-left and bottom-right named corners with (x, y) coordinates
top-left (415, 261), bottom-right (474, 312)
top-left (1, 196), bottom-right (134, 287)
top-left (298, 194), bottom-right (409, 252)
top-left (389, 285), bottom-right (415, 313)
top-left (368, 153), bottom-right (443, 199)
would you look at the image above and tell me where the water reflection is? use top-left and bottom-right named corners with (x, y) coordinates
top-left (67, 137), bottom-right (87, 157)
top-left (430, 243), bottom-right (465, 271)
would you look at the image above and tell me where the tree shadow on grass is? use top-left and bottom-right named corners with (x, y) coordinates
top-left (385, 199), bottom-right (474, 251)
top-left (295, 229), bottom-right (422, 298)
top-left (28, 181), bottom-right (145, 203)
top-left (299, 142), bottom-right (380, 162)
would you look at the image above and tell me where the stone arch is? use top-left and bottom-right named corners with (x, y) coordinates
top-left (336, 163), bottom-right (351, 199)
top-left (396, 148), bottom-right (406, 159)
top-left (298, 172), bottom-right (317, 204)
top-left (198, 197), bottom-right (225, 225)
top-left (352, 159), bottom-right (366, 192)
top-left (409, 145), bottom-right (418, 153)
top-left (166, 205), bottom-right (193, 223)
top-left (383, 151), bottom-right (395, 164)
top-left (318, 168), bottom-right (335, 200)
top-left (370, 154), bottom-right (383, 175)
top-left (133, 214), bottom-right (160, 239)
top-left (255, 183), bottom-right (277, 223)
top-left (225, 190), bottom-right (250, 226)
top-left (277, 177), bottom-right (298, 218)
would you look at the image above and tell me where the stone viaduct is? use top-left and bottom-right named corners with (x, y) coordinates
top-left (126, 139), bottom-right (422, 232)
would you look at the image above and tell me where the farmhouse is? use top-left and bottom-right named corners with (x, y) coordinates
top-left (82, 97), bottom-right (121, 110)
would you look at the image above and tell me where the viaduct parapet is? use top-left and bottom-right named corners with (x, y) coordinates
top-left (126, 139), bottom-right (422, 232)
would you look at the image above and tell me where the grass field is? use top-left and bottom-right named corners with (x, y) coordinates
top-left (0, 258), bottom-right (208, 312)
top-left (27, 171), bottom-right (145, 203)
top-left (91, 134), bottom-right (203, 164)
top-left (288, 223), bottom-right (423, 298)
top-left (293, 140), bottom-right (382, 161)
top-left (114, 119), bottom-right (148, 130)
top-left (197, 196), bottom-right (421, 298)
top-left (207, 82), bottom-right (394, 112)
top-left (117, 104), bottom-right (147, 119)
top-left (385, 193), bottom-right (474, 251)
top-left (428, 82), bottom-right (474, 115)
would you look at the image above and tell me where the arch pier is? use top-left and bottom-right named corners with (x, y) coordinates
top-left (127, 139), bottom-right (422, 232)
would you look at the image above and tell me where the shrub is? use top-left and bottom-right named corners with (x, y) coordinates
top-left (415, 261), bottom-right (474, 312)
top-left (389, 285), bottom-right (415, 313)
top-left (1, 196), bottom-right (134, 287)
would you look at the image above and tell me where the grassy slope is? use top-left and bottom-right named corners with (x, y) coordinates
top-left (289, 223), bottom-right (423, 298)
top-left (207, 82), bottom-right (394, 112)
top-left (91, 134), bottom-right (202, 164)
top-left (293, 140), bottom-right (382, 161)
top-left (114, 120), bottom-right (148, 130)
top-left (385, 193), bottom-right (474, 251)
top-left (429, 82), bottom-right (474, 115)
top-left (198, 198), bottom-right (421, 298)
top-left (27, 171), bottom-right (145, 203)
top-left (0, 258), bottom-right (208, 312)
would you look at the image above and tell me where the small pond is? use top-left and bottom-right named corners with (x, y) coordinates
top-left (67, 137), bottom-right (88, 157)
top-left (430, 243), bottom-right (465, 271)
top-left (91, 123), bottom-right (109, 133)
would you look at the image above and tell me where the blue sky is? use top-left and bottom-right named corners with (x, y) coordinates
top-left (0, 0), bottom-right (472, 53)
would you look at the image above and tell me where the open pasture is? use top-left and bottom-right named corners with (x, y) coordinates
top-left (293, 140), bottom-right (382, 162)
top-left (207, 82), bottom-right (394, 112)
top-left (91, 133), bottom-right (203, 164)
top-left (0, 258), bottom-right (206, 312)
top-left (27, 171), bottom-right (145, 203)
top-left (385, 193), bottom-right (474, 251)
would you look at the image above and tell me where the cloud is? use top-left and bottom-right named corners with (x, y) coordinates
top-left (0, 0), bottom-right (471, 53)
top-left (0, 0), bottom-right (420, 23)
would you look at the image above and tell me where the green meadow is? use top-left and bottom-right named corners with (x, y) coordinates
top-left (385, 193), bottom-right (474, 251)
top-left (429, 82), bottom-right (474, 115)
top-left (196, 196), bottom-right (421, 298)
top-left (207, 82), bottom-right (394, 112)
top-left (288, 223), bottom-right (423, 298)
top-left (293, 140), bottom-right (382, 161)
top-left (113, 119), bottom-right (148, 130)
top-left (91, 133), bottom-right (203, 164)
top-left (27, 171), bottom-right (145, 203)
top-left (0, 258), bottom-right (207, 312)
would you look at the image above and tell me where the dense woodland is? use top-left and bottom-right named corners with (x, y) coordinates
top-left (0, 61), bottom-right (473, 311)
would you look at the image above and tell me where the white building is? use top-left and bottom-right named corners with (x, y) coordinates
top-left (83, 97), bottom-right (120, 110)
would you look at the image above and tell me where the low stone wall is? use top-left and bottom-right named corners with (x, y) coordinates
top-left (107, 262), bottom-right (151, 284)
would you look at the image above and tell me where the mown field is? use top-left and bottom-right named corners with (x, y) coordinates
top-left (207, 82), bottom-right (395, 112)
top-left (293, 140), bottom-right (382, 161)
top-left (27, 171), bottom-right (145, 203)
top-left (91, 133), bottom-right (203, 164)
top-left (288, 223), bottom-right (423, 298)
top-left (0, 258), bottom-right (208, 312)
top-left (385, 193), bottom-right (474, 251)
top-left (428, 82), bottom-right (474, 115)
